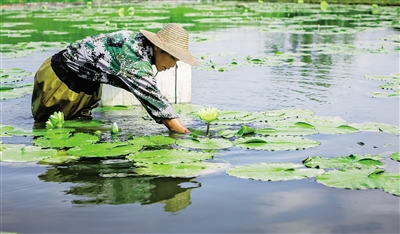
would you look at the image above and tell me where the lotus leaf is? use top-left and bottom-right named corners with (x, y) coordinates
top-left (226, 163), bottom-right (324, 181)
top-left (0, 83), bottom-right (33, 100)
top-left (302, 154), bottom-right (384, 169)
top-left (176, 138), bottom-right (233, 150)
top-left (38, 151), bottom-right (81, 165)
top-left (234, 136), bottom-right (320, 151)
top-left (64, 119), bottom-right (105, 128)
top-left (0, 124), bottom-right (33, 137)
top-left (32, 132), bottom-right (99, 149)
top-left (350, 122), bottom-right (399, 135)
top-left (67, 142), bottom-right (142, 157)
top-left (264, 108), bottom-right (315, 118)
top-left (382, 179), bottom-right (400, 196)
top-left (255, 125), bottom-right (318, 136)
top-left (1, 143), bottom-right (57, 162)
top-left (133, 162), bottom-right (226, 178)
top-left (127, 149), bottom-right (214, 164)
top-left (390, 152), bottom-right (400, 161)
top-left (316, 169), bottom-right (399, 190)
top-left (128, 136), bottom-right (176, 146)
top-left (0, 68), bottom-right (31, 83)
top-left (302, 116), bottom-right (360, 134)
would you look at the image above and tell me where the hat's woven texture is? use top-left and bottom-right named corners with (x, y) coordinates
top-left (140, 24), bottom-right (199, 65)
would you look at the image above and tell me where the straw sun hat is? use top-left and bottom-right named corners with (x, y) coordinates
top-left (140, 23), bottom-right (199, 66)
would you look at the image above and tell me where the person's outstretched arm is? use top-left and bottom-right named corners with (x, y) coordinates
top-left (162, 118), bottom-right (190, 134)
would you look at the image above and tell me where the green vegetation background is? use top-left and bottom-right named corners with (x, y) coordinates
top-left (1, 0), bottom-right (400, 6)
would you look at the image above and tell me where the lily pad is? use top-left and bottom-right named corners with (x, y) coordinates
top-left (1, 143), bottom-right (57, 162)
top-left (127, 149), bottom-right (214, 164)
top-left (67, 142), bottom-right (142, 157)
top-left (133, 161), bottom-right (226, 178)
top-left (382, 179), bottom-right (400, 196)
top-left (390, 152), bottom-right (400, 161)
top-left (255, 124), bottom-right (318, 136)
top-left (32, 132), bottom-right (99, 149)
top-left (0, 68), bottom-right (31, 83)
top-left (233, 136), bottom-right (320, 151)
top-left (0, 124), bottom-right (33, 137)
top-left (64, 119), bottom-right (105, 128)
top-left (350, 122), bottom-right (399, 135)
top-left (38, 150), bottom-right (81, 165)
top-left (226, 163), bottom-right (325, 181)
top-left (302, 154), bottom-right (384, 169)
top-left (176, 138), bottom-right (233, 150)
top-left (302, 116), bottom-right (360, 134)
top-left (128, 135), bottom-right (176, 146)
top-left (316, 168), bottom-right (398, 190)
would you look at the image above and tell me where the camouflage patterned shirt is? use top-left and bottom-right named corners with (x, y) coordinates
top-left (60, 30), bottom-right (178, 123)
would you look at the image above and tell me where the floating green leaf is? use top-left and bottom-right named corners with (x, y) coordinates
top-left (316, 169), bottom-right (398, 190)
top-left (255, 125), bottom-right (318, 136)
top-left (226, 163), bottom-right (324, 181)
top-left (128, 135), bottom-right (176, 146)
top-left (1, 143), bottom-right (57, 162)
top-left (176, 138), bottom-right (233, 150)
top-left (133, 162), bottom-right (226, 178)
top-left (64, 119), bottom-right (105, 128)
top-left (382, 179), bottom-right (400, 196)
top-left (234, 136), bottom-right (320, 151)
top-left (390, 152), bottom-right (400, 161)
top-left (0, 124), bottom-right (33, 137)
top-left (32, 132), bottom-right (99, 149)
top-left (127, 149), bottom-right (214, 164)
top-left (350, 122), bottom-right (399, 135)
top-left (67, 142), bottom-right (142, 157)
top-left (302, 154), bottom-right (384, 169)
top-left (38, 151), bottom-right (81, 165)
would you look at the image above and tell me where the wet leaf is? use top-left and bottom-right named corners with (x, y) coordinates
top-left (226, 163), bottom-right (324, 181)
top-left (316, 169), bottom-right (398, 190)
top-left (302, 154), bottom-right (384, 169)
top-left (134, 161), bottom-right (226, 177)
top-left (390, 152), bottom-right (400, 161)
top-left (127, 149), bottom-right (214, 164)
top-left (1, 143), bottom-right (57, 162)
top-left (176, 138), bottom-right (233, 150)
top-left (67, 142), bottom-right (142, 157)
top-left (32, 132), bottom-right (99, 149)
top-left (234, 136), bottom-right (320, 151)
top-left (128, 135), bottom-right (176, 146)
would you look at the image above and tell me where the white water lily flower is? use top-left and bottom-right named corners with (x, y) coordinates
top-left (197, 107), bottom-right (219, 123)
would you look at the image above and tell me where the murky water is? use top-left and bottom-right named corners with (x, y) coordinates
top-left (1, 2), bottom-right (399, 233)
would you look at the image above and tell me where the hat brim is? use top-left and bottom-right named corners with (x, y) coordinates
top-left (140, 29), bottom-right (199, 66)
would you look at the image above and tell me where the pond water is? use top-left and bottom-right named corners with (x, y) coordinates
top-left (1, 1), bottom-right (399, 233)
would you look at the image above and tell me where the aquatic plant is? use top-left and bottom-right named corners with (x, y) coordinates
top-left (46, 111), bottom-right (65, 129)
top-left (196, 107), bottom-right (219, 136)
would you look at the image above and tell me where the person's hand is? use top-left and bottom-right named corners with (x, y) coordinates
top-left (162, 118), bottom-right (191, 134)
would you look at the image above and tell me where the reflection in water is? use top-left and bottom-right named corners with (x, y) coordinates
top-left (38, 160), bottom-right (200, 212)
